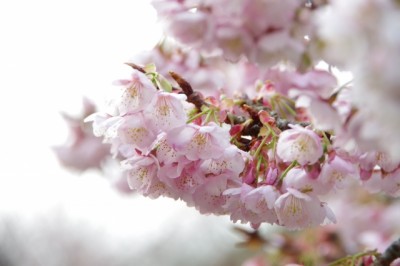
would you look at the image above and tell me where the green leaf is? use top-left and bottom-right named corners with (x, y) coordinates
top-left (144, 63), bottom-right (157, 73)
top-left (157, 74), bottom-right (173, 92)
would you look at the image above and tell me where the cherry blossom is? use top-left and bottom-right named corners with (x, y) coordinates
top-left (54, 98), bottom-right (111, 171)
top-left (318, 155), bottom-right (356, 192)
top-left (113, 69), bottom-right (157, 115)
top-left (122, 153), bottom-right (169, 199)
top-left (165, 11), bottom-right (213, 48)
top-left (362, 169), bottom-right (400, 197)
top-left (166, 122), bottom-right (232, 161)
top-left (223, 184), bottom-right (279, 226)
top-left (282, 168), bottom-right (326, 195)
top-left (115, 113), bottom-right (158, 154)
top-left (146, 91), bottom-right (188, 131)
top-left (242, 184), bottom-right (280, 225)
top-left (276, 124), bottom-right (323, 165)
top-left (359, 151), bottom-right (400, 173)
top-left (159, 163), bottom-right (200, 204)
top-left (197, 146), bottom-right (245, 178)
top-left (192, 174), bottom-right (232, 215)
top-left (274, 188), bottom-right (335, 230)
top-left (84, 112), bottom-right (120, 139)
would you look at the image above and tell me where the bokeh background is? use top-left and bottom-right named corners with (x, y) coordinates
top-left (0, 1), bottom-right (253, 265)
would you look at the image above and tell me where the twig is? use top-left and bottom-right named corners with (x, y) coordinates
top-left (373, 238), bottom-right (400, 266)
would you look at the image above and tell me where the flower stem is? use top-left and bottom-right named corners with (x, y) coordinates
top-left (187, 108), bottom-right (209, 123)
top-left (279, 160), bottom-right (298, 182)
top-left (254, 133), bottom-right (270, 158)
top-left (328, 250), bottom-right (379, 266)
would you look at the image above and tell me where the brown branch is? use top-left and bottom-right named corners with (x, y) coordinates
top-left (373, 238), bottom-right (400, 266)
top-left (125, 62), bottom-right (146, 73)
top-left (169, 71), bottom-right (207, 110)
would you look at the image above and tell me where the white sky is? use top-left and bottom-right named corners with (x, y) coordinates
top-left (0, 0), bottom-right (224, 235)
top-left (0, 1), bottom-right (160, 184)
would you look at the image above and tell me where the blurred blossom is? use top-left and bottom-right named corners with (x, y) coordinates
top-left (152, 0), bottom-right (321, 67)
top-left (317, 0), bottom-right (400, 160)
top-left (53, 98), bottom-right (111, 171)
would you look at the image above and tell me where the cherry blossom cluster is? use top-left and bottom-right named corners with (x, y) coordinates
top-left (58, 0), bottom-right (400, 235)
top-left (82, 61), bottom-right (387, 231)
top-left (85, 67), bottom-right (247, 214)
top-left (85, 43), bottom-right (400, 230)
top-left (151, 0), bottom-right (400, 161)
top-left (151, 0), bottom-right (324, 66)
top-left (60, 63), bottom-right (398, 234)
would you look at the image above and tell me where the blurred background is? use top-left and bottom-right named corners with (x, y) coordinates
top-left (0, 1), bottom-right (253, 265)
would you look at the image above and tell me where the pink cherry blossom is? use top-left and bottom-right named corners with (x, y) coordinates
top-left (242, 0), bottom-right (299, 36)
top-left (224, 183), bottom-right (281, 226)
top-left (274, 188), bottom-right (335, 230)
top-left (360, 151), bottom-right (400, 173)
top-left (252, 31), bottom-right (305, 67)
top-left (53, 132), bottom-right (110, 171)
top-left (332, 86), bottom-right (353, 122)
top-left (122, 153), bottom-right (171, 199)
top-left (116, 112), bottom-right (158, 153)
top-left (291, 70), bottom-right (337, 99)
top-left (308, 99), bottom-right (342, 132)
top-left (166, 11), bottom-right (214, 48)
top-left (282, 168), bottom-right (327, 196)
top-left (197, 146), bottom-right (245, 178)
top-left (192, 174), bottom-right (231, 215)
top-left (113, 69), bottom-right (157, 115)
top-left (158, 162), bottom-right (201, 205)
top-left (54, 99), bottom-right (111, 171)
top-left (215, 24), bottom-right (254, 62)
top-left (166, 122), bottom-right (232, 161)
top-left (295, 94), bottom-right (342, 132)
top-left (146, 91), bottom-right (188, 131)
top-left (242, 184), bottom-right (280, 224)
top-left (222, 186), bottom-right (246, 223)
top-left (362, 168), bottom-right (400, 197)
top-left (154, 135), bottom-right (192, 181)
top-left (277, 124), bottom-right (323, 165)
top-left (319, 155), bottom-right (356, 192)
top-left (84, 112), bottom-right (121, 138)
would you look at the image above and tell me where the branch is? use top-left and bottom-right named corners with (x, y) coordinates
top-left (169, 71), bottom-right (207, 110)
top-left (373, 238), bottom-right (400, 266)
top-left (125, 62), bottom-right (146, 73)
